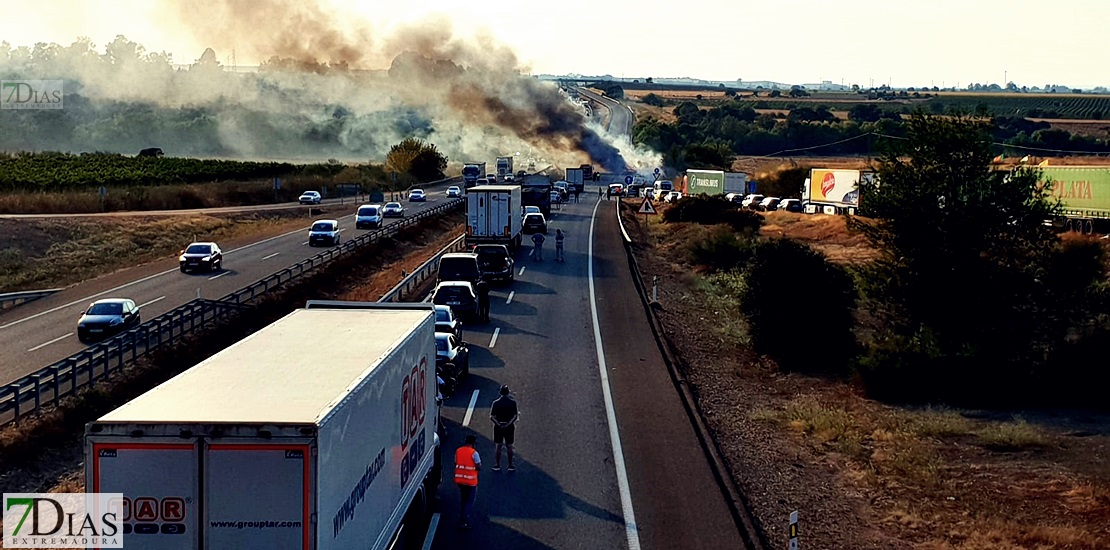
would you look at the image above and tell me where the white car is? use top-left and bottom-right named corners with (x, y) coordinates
top-left (504, 174), bottom-right (515, 182)
top-left (383, 202), bottom-right (405, 217)
top-left (664, 191), bottom-right (684, 203)
top-left (408, 189), bottom-right (427, 202)
top-left (759, 197), bottom-right (781, 211)
top-left (446, 186), bottom-right (462, 198)
top-left (741, 194), bottom-right (765, 210)
top-left (355, 204), bottom-right (383, 229)
top-left (308, 219), bottom-right (341, 246)
top-left (298, 191), bottom-right (322, 205)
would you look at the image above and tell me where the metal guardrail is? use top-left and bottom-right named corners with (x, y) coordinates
top-left (378, 234), bottom-right (467, 303)
top-left (0, 198), bottom-right (465, 426)
top-left (0, 288), bottom-right (63, 310)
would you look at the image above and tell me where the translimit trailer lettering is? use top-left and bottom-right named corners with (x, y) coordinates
top-left (332, 447), bottom-right (387, 538)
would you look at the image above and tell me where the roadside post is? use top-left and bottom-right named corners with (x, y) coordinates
top-left (652, 276), bottom-right (659, 305)
top-left (789, 510), bottom-right (799, 550)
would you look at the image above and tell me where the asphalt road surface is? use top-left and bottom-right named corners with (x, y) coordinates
top-left (429, 195), bottom-right (743, 549)
top-left (579, 87), bottom-right (634, 137)
top-left (0, 182), bottom-right (455, 385)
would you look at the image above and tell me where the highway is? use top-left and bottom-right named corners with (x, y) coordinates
top-left (429, 195), bottom-right (744, 549)
top-left (0, 182), bottom-right (455, 385)
top-left (579, 87), bottom-right (635, 137)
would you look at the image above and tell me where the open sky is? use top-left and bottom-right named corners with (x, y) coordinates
top-left (3, 0), bottom-right (1107, 89)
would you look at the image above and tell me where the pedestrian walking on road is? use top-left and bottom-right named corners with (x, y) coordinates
top-left (554, 229), bottom-right (565, 262)
top-left (490, 385), bottom-right (519, 472)
top-left (598, 186), bottom-right (603, 199)
top-left (475, 278), bottom-right (491, 322)
top-left (531, 232), bottom-right (546, 261)
top-left (455, 434), bottom-right (481, 529)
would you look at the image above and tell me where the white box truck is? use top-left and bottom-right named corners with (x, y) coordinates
top-left (565, 167), bottom-right (585, 193)
top-left (465, 184), bottom-right (523, 250)
top-left (84, 301), bottom-right (441, 550)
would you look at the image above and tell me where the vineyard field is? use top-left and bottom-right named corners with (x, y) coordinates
top-left (0, 152), bottom-right (344, 192)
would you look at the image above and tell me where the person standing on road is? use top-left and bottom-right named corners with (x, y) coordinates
top-left (475, 278), bottom-right (491, 322)
top-left (531, 232), bottom-right (546, 261)
top-left (598, 185), bottom-right (603, 199)
top-left (489, 385), bottom-right (519, 471)
top-left (455, 434), bottom-right (481, 529)
top-left (554, 229), bottom-right (566, 262)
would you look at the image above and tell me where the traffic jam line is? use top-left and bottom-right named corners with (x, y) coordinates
top-left (28, 332), bottom-right (73, 352)
top-left (488, 327), bottom-right (500, 348)
top-left (505, 291), bottom-right (515, 305)
top-left (462, 390), bottom-right (480, 427)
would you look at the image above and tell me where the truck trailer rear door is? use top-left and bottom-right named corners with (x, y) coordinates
top-left (203, 442), bottom-right (314, 550)
top-left (88, 440), bottom-right (199, 550)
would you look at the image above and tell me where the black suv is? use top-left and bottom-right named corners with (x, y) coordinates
top-left (473, 244), bottom-right (514, 283)
top-left (437, 253), bottom-right (483, 285)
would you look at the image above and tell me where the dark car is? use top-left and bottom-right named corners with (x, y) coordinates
top-left (77, 298), bottom-right (141, 343)
top-left (473, 244), bottom-right (514, 283)
top-left (179, 242), bottom-right (223, 273)
top-left (435, 332), bottom-right (470, 377)
top-left (437, 253), bottom-right (483, 285)
top-left (432, 281), bottom-right (480, 319)
top-left (522, 213), bottom-right (547, 235)
top-left (434, 305), bottom-right (463, 341)
top-left (777, 198), bottom-right (804, 213)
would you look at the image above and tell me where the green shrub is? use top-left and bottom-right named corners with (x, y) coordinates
top-left (740, 238), bottom-right (858, 374)
top-left (688, 225), bottom-right (755, 272)
top-left (664, 195), bottom-right (763, 233)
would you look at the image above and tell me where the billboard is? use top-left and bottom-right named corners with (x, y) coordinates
top-left (807, 169), bottom-right (865, 206)
top-left (686, 169), bottom-right (725, 195)
top-left (1036, 166), bottom-right (1110, 215)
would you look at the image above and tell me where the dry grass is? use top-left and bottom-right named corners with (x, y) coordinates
top-left (0, 205), bottom-right (356, 293)
top-left (759, 210), bottom-right (877, 264)
top-left (975, 418), bottom-right (1048, 451)
top-left (625, 89), bottom-right (735, 101)
top-left (912, 407), bottom-right (977, 438)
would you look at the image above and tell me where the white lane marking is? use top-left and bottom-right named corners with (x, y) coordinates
top-left (262, 252), bottom-right (280, 260)
top-left (505, 291), bottom-right (515, 305)
top-left (421, 513), bottom-right (441, 550)
top-left (1, 223), bottom-right (325, 330)
top-left (518, 266), bottom-right (526, 276)
top-left (28, 332), bottom-right (73, 352)
top-left (207, 271), bottom-right (229, 281)
top-left (137, 296), bottom-right (165, 309)
top-left (301, 241), bottom-right (309, 245)
top-left (588, 197), bottom-right (642, 549)
top-left (462, 390), bottom-right (480, 427)
top-left (488, 327), bottom-right (501, 348)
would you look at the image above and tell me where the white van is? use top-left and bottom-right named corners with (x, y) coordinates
top-left (355, 203), bottom-right (383, 229)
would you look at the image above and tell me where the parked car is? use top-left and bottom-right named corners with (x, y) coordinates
top-left (383, 201), bottom-right (405, 217)
top-left (432, 281), bottom-right (480, 319)
top-left (664, 191), bottom-right (684, 203)
top-left (741, 194), bottom-right (766, 210)
top-left (308, 219), bottom-right (341, 246)
top-left (523, 206), bottom-right (541, 216)
top-left (437, 252), bottom-right (483, 285)
top-left (475, 178), bottom-right (490, 185)
top-left (473, 244), bottom-right (515, 283)
top-left (759, 197), bottom-right (781, 211)
top-left (408, 189), bottom-right (427, 202)
top-left (77, 298), bottom-right (141, 344)
top-left (298, 191), bottom-right (322, 205)
top-left (446, 186), bottom-right (463, 198)
top-left (434, 304), bottom-right (463, 341)
top-left (435, 332), bottom-right (470, 377)
top-left (504, 174), bottom-right (515, 182)
top-left (179, 241), bottom-right (223, 273)
top-left (608, 183), bottom-right (624, 197)
top-left (355, 204), bottom-right (383, 229)
top-left (777, 198), bottom-right (804, 213)
top-left (725, 192), bottom-right (745, 205)
top-left (485, 173), bottom-right (497, 181)
top-left (523, 213), bottom-right (548, 235)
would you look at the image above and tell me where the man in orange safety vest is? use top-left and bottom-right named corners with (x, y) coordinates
top-left (455, 434), bottom-right (481, 529)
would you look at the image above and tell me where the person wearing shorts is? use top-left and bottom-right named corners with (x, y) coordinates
top-left (489, 385), bottom-right (519, 471)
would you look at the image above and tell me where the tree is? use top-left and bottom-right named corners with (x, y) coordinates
top-left (768, 89), bottom-right (781, 98)
top-left (385, 138), bottom-right (447, 182)
top-left (848, 113), bottom-right (1103, 405)
top-left (641, 93), bottom-right (666, 107)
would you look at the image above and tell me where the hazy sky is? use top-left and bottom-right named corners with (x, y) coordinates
top-left (3, 0), bottom-right (1107, 88)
